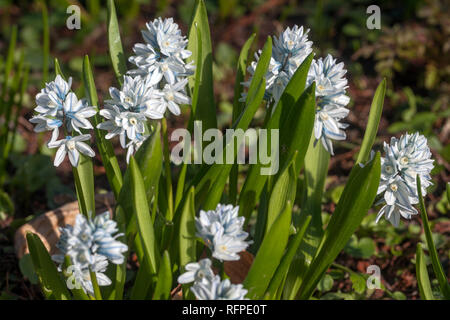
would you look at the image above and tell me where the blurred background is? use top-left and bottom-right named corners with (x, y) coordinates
top-left (0, 0), bottom-right (448, 300)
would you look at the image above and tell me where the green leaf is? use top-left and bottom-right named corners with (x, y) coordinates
top-left (244, 201), bottom-right (292, 299)
top-left (187, 0), bottom-right (217, 131)
top-left (128, 157), bottom-right (160, 298)
top-left (119, 124), bottom-right (162, 229)
top-left (0, 189), bottom-right (14, 219)
top-left (284, 140), bottom-right (328, 300)
top-left (265, 156), bottom-right (297, 234)
top-left (229, 33), bottom-right (256, 203)
top-left (83, 55), bottom-right (123, 199)
top-left (296, 152), bottom-right (381, 299)
top-left (134, 122), bottom-right (163, 208)
top-left (72, 154), bottom-right (95, 217)
top-left (178, 187), bottom-right (196, 269)
top-left (417, 175), bottom-right (450, 299)
top-left (416, 243), bottom-right (435, 300)
top-left (265, 214), bottom-right (311, 299)
top-left (187, 22), bottom-right (203, 133)
top-left (344, 235), bottom-right (376, 259)
top-left (107, 0), bottom-right (127, 85)
top-left (26, 233), bottom-right (71, 300)
top-left (18, 254), bottom-right (38, 285)
top-left (356, 79), bottom-right (386, 164)
top-left (349, 273), bottom-right (366, 295)
top-left (54, 58), bottom-right (64, 79)
top-left (232, 33), bottom-right (256, 124)
top-left (153, 251), bottom-right (172, 300)
top-left (316, 274), bottom-right (333, 292)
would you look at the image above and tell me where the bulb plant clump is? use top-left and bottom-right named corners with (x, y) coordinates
top-left (24, 0), bottom-right (448, 301)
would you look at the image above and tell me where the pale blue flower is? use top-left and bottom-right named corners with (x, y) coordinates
top-left (376, 132), bottom-right (434, 226)
top-left (191, 275), bottom-right (248, 300)
top-left (196, 204), bottom-right (251, 261)
top-left (29, 115), bottom-right (63, 133)
top-left (53, 212), bottom-right (128, 269)
top-left (375, 202), bottom-right (418, 228)
top-left (125, 133), bottom-right (148, 164)
top-left (35, 75), bottom-right (72, 117)
top-left (211, 229), bottom-right (249, 261)
top-left (147, 78), bottom-right (191, 117)
top-left (196, 204), bottom-right (249, 245)
top-left (53, 254), bottom-right (111, 296)
top-left (106, 75), bottom-right (156, 114)
top-left (273, 25), bottom-right (313, 73)
top-left (63, 92), bottom-right (97, 133)
top-left (177, 258), bottom-right (214, 284)
top-left (307, 54), bottom-right (350, 155)
top-left (97, 106), bottom-right (147, 148)
top-left (30, 76), bottom-right (96, 142)
top-left (47, 134), bottom-right (95, 167)
top-left (242, 25), bottom-right (313, 104)
top-left (128, 17), bottom-right (193, 85)
top-left (387, 133), bottom-right (434, 194)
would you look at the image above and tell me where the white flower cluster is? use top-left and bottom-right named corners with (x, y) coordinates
top-left (97, 18), bottom-right (192, 162)
top-left (307, 55), bottom-right (350, 155)
top-left (29, 75), bottom-right (97, 167)
top-left (195, 204), bottom-right (251, 261)
top-left (243, 26), bottom-right (350, 155)
top-left (52, 212), bottom-right (128, 295)
top-left (375, 132), bottom-right (434, 227)
top-left (242, 25), bottom-right (312, 103)
top-left (177, 258), bottom-right (248, 300)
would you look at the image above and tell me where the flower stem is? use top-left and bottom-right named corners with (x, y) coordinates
top-left (89, 269), bottom-right (103, 300)
top-left (161, 118), bottom-right (174, 220)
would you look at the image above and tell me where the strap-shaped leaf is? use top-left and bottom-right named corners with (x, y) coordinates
top-left (178, 187), bottom-right (197, 270)
top-left (244, 201), bottom-right (293, 299)
top-left (296, 152), bottom-right (381, 299)
top-left (187, 0), bottom-right (217, 131)
top-left (229, 33), bottom-right (256, 203)
top-left (284, 135), bottom-right (329, 299)
top-left (356, 79), bottom-right (386, 164)
top-left (107, 0), bottom-right (127, 85)
top-left (416, 243), bottom-right (435, 300)
top-left (417, 175), bottom-right (450, 299)
top-left (265, 155), bottom-right (297, 234)
top-left (128, 157), bottom-right (160, 298)
top-left (152, 251), bottom-right (172, 300)
top-left (26, 233), bottom-right (71, 300)
top-left (119, 124), bottom-right (162, 229)
top-left (266, 214), bottom-right (312, 299)
top-left (72, 154), bottom-right (95, 217)
top-left (83, 55), bottom-right (123, 199)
